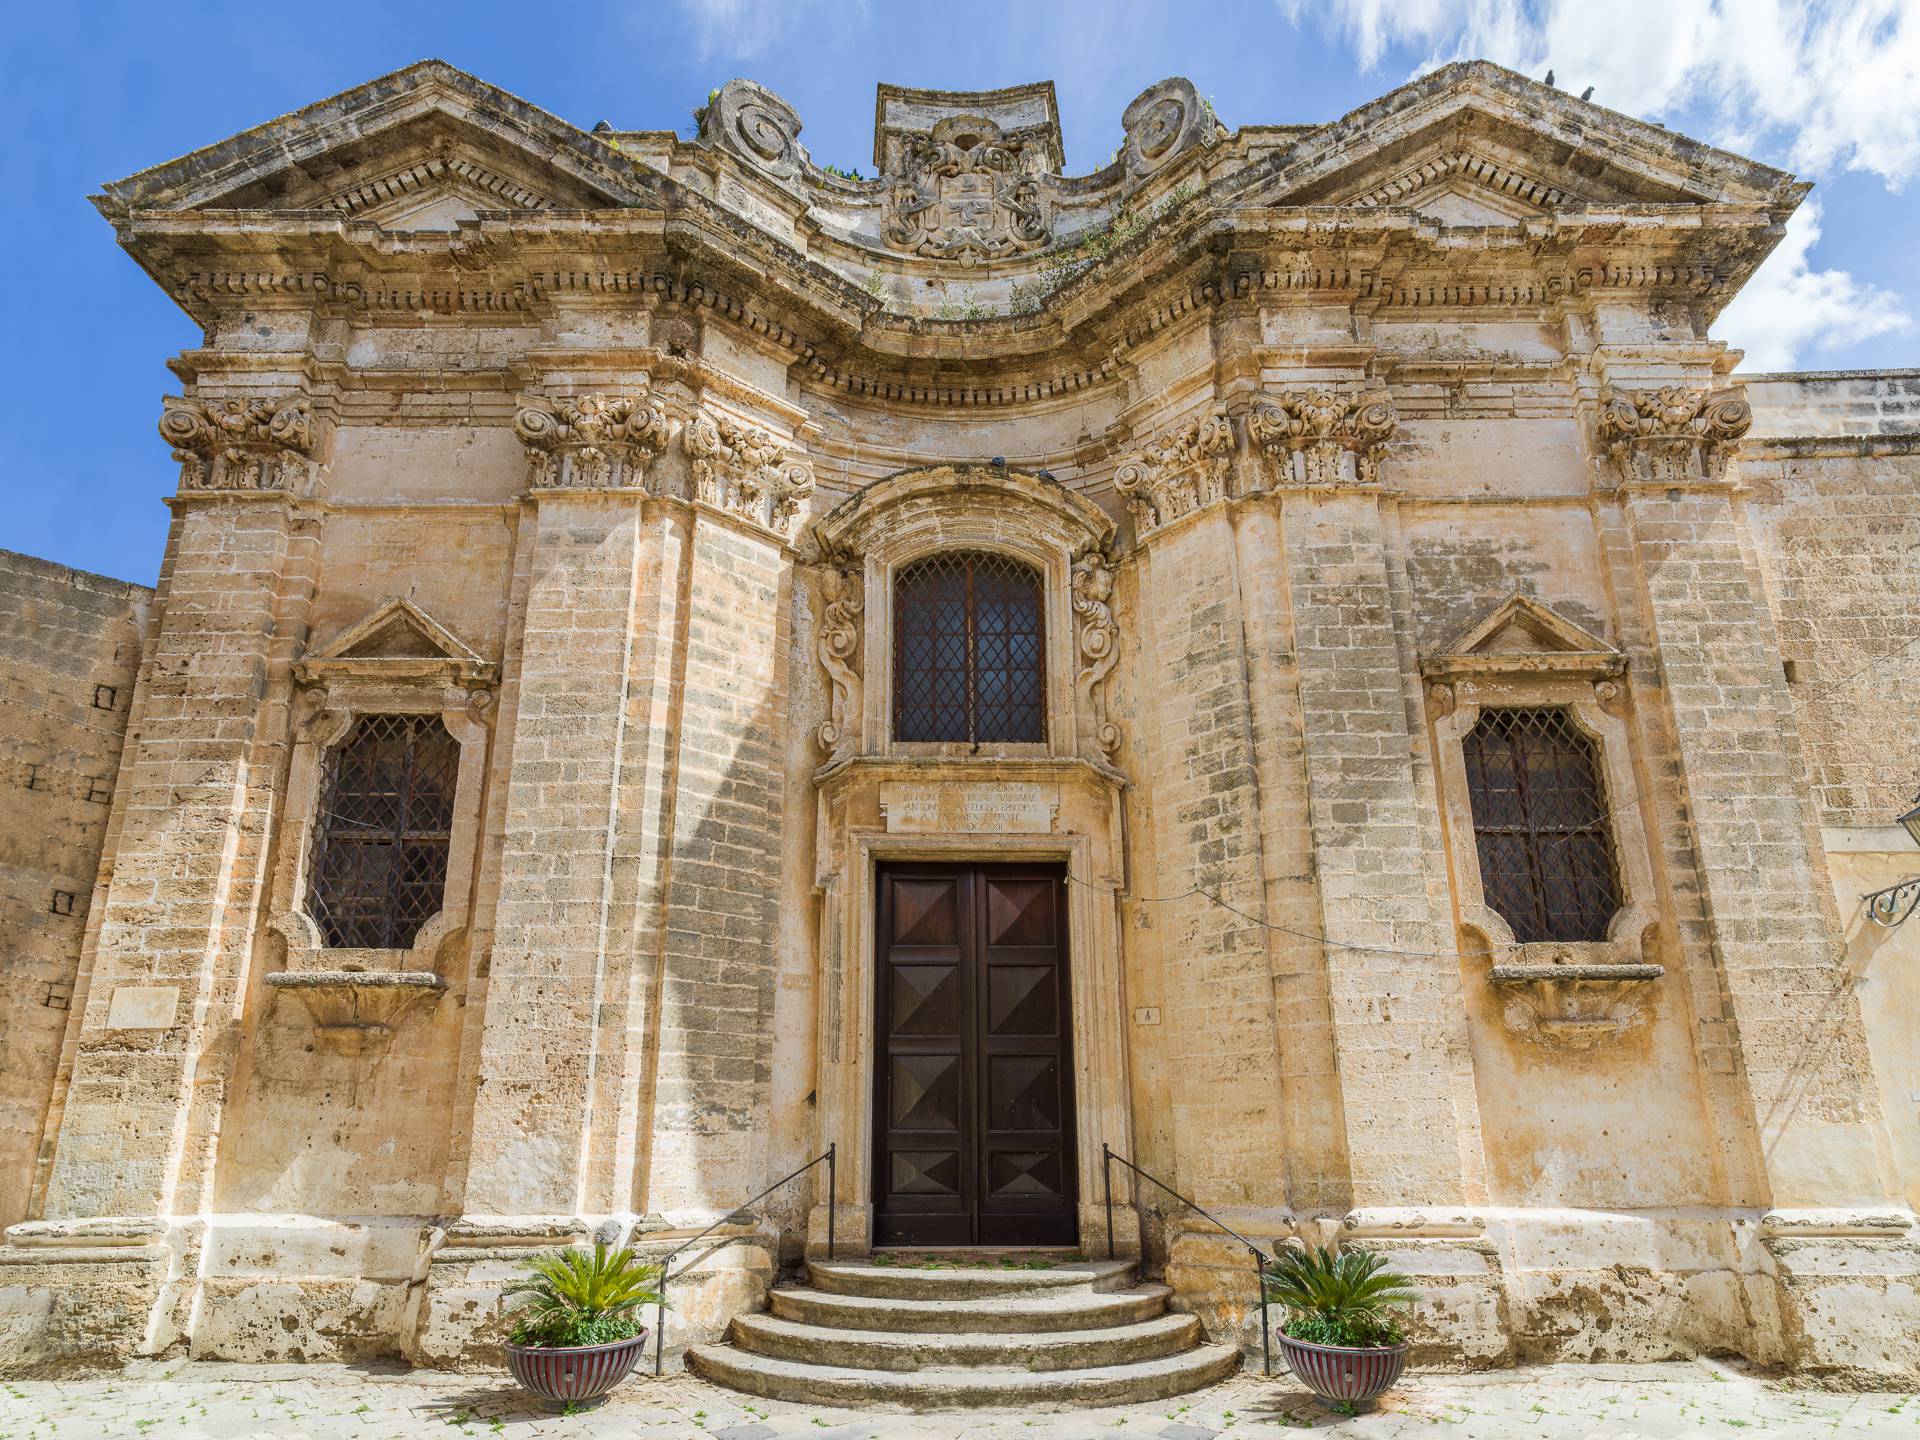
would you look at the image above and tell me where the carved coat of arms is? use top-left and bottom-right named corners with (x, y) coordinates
top-left (882, 115), bottom-right (1050, 263)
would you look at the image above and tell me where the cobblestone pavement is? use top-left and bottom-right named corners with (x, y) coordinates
top-left (0, 1359), bottom-right (1914, 1439)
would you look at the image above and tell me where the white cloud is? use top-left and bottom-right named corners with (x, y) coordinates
top-left (1281, 0), bottom-right (1920, 188)
top-left (1714, 201), bottom-right (1910, 370)
top-left (673, 0), bottom-right (870, 63)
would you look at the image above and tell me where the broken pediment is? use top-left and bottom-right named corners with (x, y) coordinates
top-left (1252, 62), bottom-right (1798, 215)
top-left (93, 61), bottom-right (656, 219)
top-left (295, 598), bottom-right (494, 688)
top-left (1421, 593), bottom-right (1625, 681)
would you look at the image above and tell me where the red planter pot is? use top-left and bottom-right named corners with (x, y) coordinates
top-left (503, 1332), bottom-right (648, 1409)
top-left (1277, 1333), bottom-right (1409, 1408)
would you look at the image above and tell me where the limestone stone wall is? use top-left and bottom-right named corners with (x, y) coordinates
top-left (0, 551), bottom-right (150, 1229)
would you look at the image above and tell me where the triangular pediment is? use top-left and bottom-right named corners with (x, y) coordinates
top-left (94, 60), bottom-right (659, 219)
top-left (1247, 62), bottom-right (1801, 216)
top-left (1423, 593), bottom-right (1624, 679)
top-left (296, 598), bottom-right (494, 687)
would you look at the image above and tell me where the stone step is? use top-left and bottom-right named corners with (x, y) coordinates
top-left (730, 1309), bottom-right (1202, 1372)
top-left (685, 1341), bottom-right (1243, 1411)
top-left (767, 1282), bottom-right (1172, 1334)
top-left (806, 1257), bottom-right (1135, 1300)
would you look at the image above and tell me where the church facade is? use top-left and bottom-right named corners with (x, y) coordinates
top-left (5, 59), bottom-right (1920, 1382)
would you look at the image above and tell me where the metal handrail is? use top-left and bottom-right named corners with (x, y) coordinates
top-left (1102, 1143), bottom-right (1274, 1376)
top-left (651, 1142), bottom-right (836, 1375)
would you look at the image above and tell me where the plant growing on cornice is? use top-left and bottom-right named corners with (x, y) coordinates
top-left (503, 1243), bottom-right (663, 1349)
top-left (1031, 181), bottom-right (1197, 297)
top-left (863, 271), bottom-right (886, 300)
top-left (691, 88), bottom-right (720, 133)
top-left (821, 162), bottom-right (865, 182)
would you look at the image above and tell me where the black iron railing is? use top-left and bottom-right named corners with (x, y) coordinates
top-left (1102, 1142), bottom-right (1274, 1376)
top-left (651, 1142), bottom-right (836, 1375)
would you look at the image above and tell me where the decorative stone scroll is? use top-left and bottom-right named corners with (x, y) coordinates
top-left (1597, 385), bottom-right (1753, 487)
top-left (815, 563), bottom-right (863, 754)
top-left (159, 393), bottom-right (316, 493)
top-left (701, 79), bottom-right (807, 184)
top-left (683, 409), bottom-right (815, 539)
top-left (882, 114), bottom-right (1051, 263)
top-left (1071, 549), bottom-right (1121, 753)
top-left (1120, 77), bottom-right (1216, 178)
top-left (512, 391), bottom-right (670, 491)
top-left (1112, 408), bottom-right (1235, 538)
top-left (1248, 388), bottom-right (1398, 488)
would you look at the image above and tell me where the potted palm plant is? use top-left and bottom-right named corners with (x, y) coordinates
top-left (500, 1242), bottom-right (663, 1411)
top-left (1264, 1243), bottom-right (1416, 1412)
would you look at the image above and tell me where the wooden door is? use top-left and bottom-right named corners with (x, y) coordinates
top-left (872, 864), bottom-right (1077, 1247)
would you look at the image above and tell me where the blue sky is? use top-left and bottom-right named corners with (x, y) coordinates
top-left (3, 0), bottom-right (1915, 585)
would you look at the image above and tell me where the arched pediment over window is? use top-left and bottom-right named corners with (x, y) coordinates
top-left (808, 465), bottom-right (1120, 764)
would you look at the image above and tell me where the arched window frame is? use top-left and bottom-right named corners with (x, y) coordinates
top-left (812, 466), bottom-right (1116, 762)
top-left (891, 550), bottom-right (1049, 746)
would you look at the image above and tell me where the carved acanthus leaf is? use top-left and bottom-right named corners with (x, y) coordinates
top-left (159, 393), bottom-right (317, 493)
top-left (815, 563), bottom-right (864, 755)
top-left (1596, 386), bottom-right (1752, 487)
top-left (1248, 388), bottom-right (1398, 488)
top-left (513, 391), bottom-right (670, 492)
top-left (1071, 549), bottom-right (1121, 754)
top-left (684, 409), bottom-right (815, 539)
top-left (1112, 408), bottom-right (1235, 538)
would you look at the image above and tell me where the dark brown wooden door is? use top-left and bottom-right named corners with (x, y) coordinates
top-left (873, 864), bottom-right (1077, 1247)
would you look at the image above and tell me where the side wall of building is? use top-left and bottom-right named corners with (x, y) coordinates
top-left (0, 552), bottom-right (150, 1229)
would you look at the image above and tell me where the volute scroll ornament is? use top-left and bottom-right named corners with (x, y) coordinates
top-left (1249, 388), bottom-right (1398, 488)
top-left (160, 393), bottom-right (317, 493)
top-left (1071, 549), bottom-right (1122, 754)
top-left (1112, 408), bottom-right (1235, 539)
top-left (684, 408), bottom-right (816, 540)
top-left (1119, 78), bottom-right (1216, 178)
top-left (701, 79), bottom-right (807, 184)
top-left (513, 391), bottom-right (670, 492)
top-left (1597, 385), bottom-right (1752, 487)
top-left (815, 562), bottom-right (864, 755)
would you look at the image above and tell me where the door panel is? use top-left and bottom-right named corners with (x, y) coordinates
top-left (873, 864), bottom-right (1076, 1247)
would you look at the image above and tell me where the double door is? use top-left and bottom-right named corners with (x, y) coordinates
top-left (872, 864), bottom-right (1077, 1246)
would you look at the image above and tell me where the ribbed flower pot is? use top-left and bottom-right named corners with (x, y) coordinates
top-left (503, 1332), bottom-right (649, 1410)
top-left (1277, 1333), bottom-right (1409, 1409)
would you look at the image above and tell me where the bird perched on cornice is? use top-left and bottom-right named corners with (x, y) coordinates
top-left (1581, 85), bottom-right (1595, 101)
top-left (1544, 69), bottom-right (1556, 87)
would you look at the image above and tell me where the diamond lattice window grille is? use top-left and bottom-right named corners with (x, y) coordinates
top-left (893, 551), bottom-right (1046, 744)
top-left (305, 713), bottom-right (457, 949)
top-left (1461, 705), bottom-right (1622, 944)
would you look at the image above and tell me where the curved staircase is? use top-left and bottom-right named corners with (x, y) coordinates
top-left (687, 1255), bottom-right (1240, 1410)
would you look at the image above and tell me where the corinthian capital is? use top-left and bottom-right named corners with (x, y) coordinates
top-left (159, 392), bottom-right (317, 493)
top-left (1248, 388), bottom-right (1397, 489)
top-left (513, 390), bottom-right (670, 492)
top-left (1112, 407), bottom-right (1235, 539)
top-left (1597, 385), bottom-right (1752, 487)
top-left (684, 407), bottom-right (815, 540)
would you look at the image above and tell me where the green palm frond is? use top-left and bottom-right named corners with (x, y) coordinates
top-left (503, 1242), bottom-right (664, 1328)
top-left (1263, 1244), bottom-right (1419, 1323)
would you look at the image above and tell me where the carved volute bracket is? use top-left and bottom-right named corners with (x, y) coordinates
top-left (1248, 388), bottom-right (1398, 489)
top-left (1071, 548), bottom-right (1122, 754)
top-left (1112, 408), bottom-right (1235, 540)
top-left (684, 408), bottom-right (816, 540)
top-left (815, 560), bottom-right (864, 756)
top-left (159, 392), bottom-right (321, 494)
top-left (513, 390), bottom-right (671, 492)
top-left (701, 78), bottom-right (808, 184)
top-left (1596, 385), bottom-right (1752, 488)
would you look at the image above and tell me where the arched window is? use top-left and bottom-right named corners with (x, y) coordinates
top-left (894, 551), bottom-right (1046, 744)
top-left (1462, 706), bottom-right (1622, 942)
top-left (306, 714), bottom-right (458, 948)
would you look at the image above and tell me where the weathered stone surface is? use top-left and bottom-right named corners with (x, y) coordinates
top-left (3, 58), bottom-right (1920, 1388)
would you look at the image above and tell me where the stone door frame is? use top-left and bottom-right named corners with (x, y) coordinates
top-left (808, 812), bottom-right (1138, 1257)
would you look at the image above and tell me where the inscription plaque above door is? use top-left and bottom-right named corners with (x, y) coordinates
top-left (879, 781), bottom-right (1060, 834)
